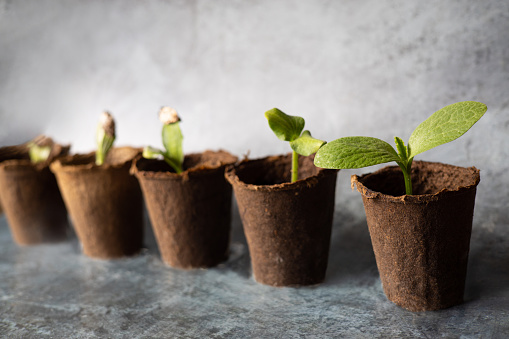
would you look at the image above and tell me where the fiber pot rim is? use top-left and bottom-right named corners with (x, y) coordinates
top-left (50, 146), bottom-right (140, 173)
top-left (0, 143), bottom-right (70, 172)
top-left (351, 160), bottom-right (480, 204)
top-left (131, 149), bottom-right (238, 181)
top-left (225, 154), bottom-right (339, 192)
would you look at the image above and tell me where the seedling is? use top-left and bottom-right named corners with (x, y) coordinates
top-left (96, 111), bottom-right (116, 165)
top-left (142, 106), bottom-right (184, 173)
top-left (314, 101), bottom-right (487, 195)
top-left (27, 135), bottom-right (53, 164)
top-left (265, 108), bottom-right (325, 182)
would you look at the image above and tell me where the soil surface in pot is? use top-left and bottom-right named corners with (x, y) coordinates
top-left (352, 161), bottom-right (480, 311)
top-left (357, 160), bottom-right (480, 198)
top-left (133, 150), bottom-right (237, 269)
top-left (0, 143), bottom-right (70, 245)
top-left (51, 147), bottom-right (143, 259)
top-left (226, 154), bottom-right (338, 287)
top-left (134, 150), bottom-right (237, 176)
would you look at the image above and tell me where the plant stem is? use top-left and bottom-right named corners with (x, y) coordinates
top-left (402, 164), bottom-right (413, 195)
top-left (291, 150), bottom-right (299, 183)
top-left (163, 156), bottom-right (183, 174)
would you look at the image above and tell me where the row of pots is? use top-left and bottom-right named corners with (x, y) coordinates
top-left (0, 142), bottom-right (480, 312)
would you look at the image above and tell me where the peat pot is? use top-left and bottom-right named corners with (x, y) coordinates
top-left (225, 154), bottom-right (338, 287)
top-left (352, 161), bottom-right (480, 312)
top-left (0, 143), bottom-right (70, 245)
top-left (50, 147), bottom-right (143, 259)
top-left (132, 150), bottom-right (237, 269)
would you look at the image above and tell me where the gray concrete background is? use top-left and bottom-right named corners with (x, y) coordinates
top-left (1, 0), bottom-right (509, 223)
top-left (1, 0), bottom-right (509, 337)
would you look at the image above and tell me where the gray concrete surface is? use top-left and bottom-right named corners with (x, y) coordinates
top-left (1, 205), bottom-right (508, 338)
top-left (1, 0), bottom-right (509, 337)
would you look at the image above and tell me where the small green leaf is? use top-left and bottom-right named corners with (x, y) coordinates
top-left (394, 136), bottom-right (408, 162)
top-left (314, 136), bottom-right (401, 169)
top-left (143, 146), bottom-right (182, 173)
top-left (142, 146), bottom-right (165, 159)
top-left (265, 108), bottom-right (305, 142)
top-left (408, 101), bottom-right (487, 158)
top-left (28, 144), bottom-right (51, 164)
top-left (162, 122), bottom-right (183, 172)
top-left (290, 130), bottom-right (326, 156)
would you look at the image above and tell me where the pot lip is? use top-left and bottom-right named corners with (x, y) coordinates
top-left (225, 154), bottom-right (338, 192)
top-left (49, 146), bottom-right (141, 173)
top-left (351, 160), bottom-right (480, 203)
top-left (0, 143), bottom-right (70, 172)
top-left (131, 149), bottom-right (238, 180)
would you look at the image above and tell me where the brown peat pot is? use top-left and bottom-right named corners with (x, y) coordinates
top-left (0, 143), bottom-right (70, 245)
top-left (351, 160), bottom-right (480, 312)
top-left (132, 150), bottom-right (237, 269)
top-left (225, 154), bottom-right (338, 287)
top-left (50, 147), bottom-right (143, 259)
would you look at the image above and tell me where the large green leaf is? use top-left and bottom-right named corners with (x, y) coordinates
top-left (408, 101), bottom-right (487, 158)
top-left (290, 130), bottom-right (326, 156)
top-left (265, 108), bottom-right (305, 142)
top-left (314, 136), bottom-right (400, 169)
top-left (162, 122), bottom-right (184, 172)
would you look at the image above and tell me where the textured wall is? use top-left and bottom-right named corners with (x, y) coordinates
top-left (1, 0), bottom-right (508, 228)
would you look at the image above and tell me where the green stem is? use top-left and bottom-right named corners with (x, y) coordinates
top-left (394, 138), bottom-right (413, 195)
top-left (291, 150), bottom-right (298, 183)
top-left (163, 156), bottom-right (183, 174)
top-left (397, 160), bottom-right (413, 195)
top-left (402, 167), bottom-right (412, 195)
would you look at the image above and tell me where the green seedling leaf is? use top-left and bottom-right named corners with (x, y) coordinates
top-left (315, 101), bottom-right (486, 195)
top-left (162, 122), bottom-right (183, 173)
top-left (143, 145), bottom-right (182, 173)
top-left (143, 107), bottom-right (184, 174)
top-left (265, 108), bottom-right (305, 142)
top-left (314, 136), bottom-right (400, 169)
top-left (394, 136), bottom-right (408, 162)
top-left (408, 101), bottom-right (487, 158)
top-left (264, 108), bottom-right (323, 182)
top-left (28, 143), bottom-right (51, 164)
top-left (290, 130), bottom-right (326, 156)
top-left (142, 146), bottom-right (165, 159)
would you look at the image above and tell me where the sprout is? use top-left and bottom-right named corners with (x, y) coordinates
top-left (96, 111), bottom-right (116, 166)
top-left (265, 108), bottom-right (325, 182)
top-left (314, 101), bottom-right (487, 195)
top-left (143, 106), bottom-right (184, 173)
top-left (27, 135), bottom-right (54, 164)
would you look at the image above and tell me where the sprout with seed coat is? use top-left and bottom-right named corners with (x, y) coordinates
top-left (96, 111), bottom-right (116, 166)
top-left (142, 106), bottom-right (184, 173)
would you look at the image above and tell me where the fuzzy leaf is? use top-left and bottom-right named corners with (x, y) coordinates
top-left (314, 136), bottom-right (400, 169)
top-left (290, 130), bottom-right (326, 156)
top-left (408, 101), bottom-right (487, 158)
top-left (394, 136), bottom-right (408, 161)
top-left (162, 122), bottom-right (183, 172)
top-left (265, 108), bottom-right (305, 142)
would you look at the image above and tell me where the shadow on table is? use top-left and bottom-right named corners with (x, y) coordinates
top-left (465, 222), bottom-right (509, 302)
top-left (324, 210), bottom-right (378, 285)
